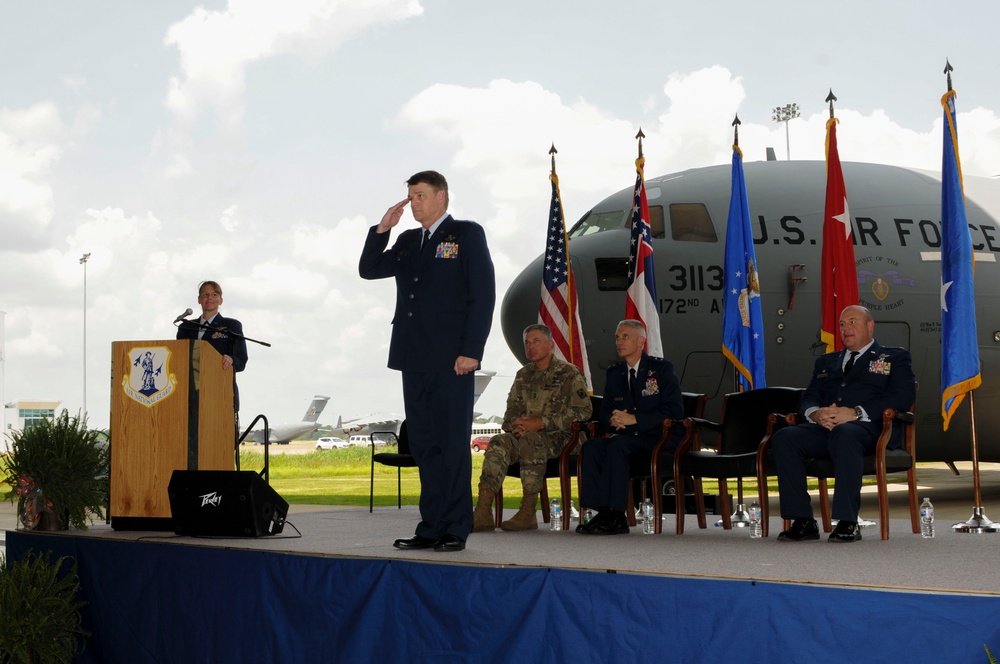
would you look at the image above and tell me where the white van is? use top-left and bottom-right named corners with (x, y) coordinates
top-left (348, 435), bottom-right (369, 447)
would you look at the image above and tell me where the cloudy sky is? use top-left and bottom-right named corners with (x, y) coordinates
top-left (2, 1), bottom-right (1000, 430)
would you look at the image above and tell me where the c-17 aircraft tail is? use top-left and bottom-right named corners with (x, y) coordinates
top-left (302, 396), bottom-right (328, 424)
top-left (242, 395), bottom-right (330, 445)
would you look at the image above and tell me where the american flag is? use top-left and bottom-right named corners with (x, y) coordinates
top-left (625, 155), bottom-right (663, 357)
top-left (539, 171), bottom-right (593, 391)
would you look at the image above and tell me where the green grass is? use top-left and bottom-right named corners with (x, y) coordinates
top-left (242, 446), bottom-right (905, 509)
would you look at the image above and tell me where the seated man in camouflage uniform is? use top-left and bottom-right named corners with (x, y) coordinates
top-left (473, 324), bottom-right (592, 532)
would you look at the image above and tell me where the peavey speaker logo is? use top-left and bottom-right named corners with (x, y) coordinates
top-left (198, 492), bottom-right (222, 507)
top-left (123, 346), bottom-right (178, 407)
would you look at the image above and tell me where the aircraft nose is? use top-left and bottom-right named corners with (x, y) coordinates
top-left (501, 253), bottom-right (547, 365)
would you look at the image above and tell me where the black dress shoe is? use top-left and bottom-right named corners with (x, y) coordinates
top-left (576, 509), bottom-right (608, 534)
top-left (434, 534), bottom-right (466, 552)
top-left (777, 518), bottom-right (820, 542)
top-left (594, 510), bottom-right (630, 536)
top-left (393, 535), bottom-right (438, 550)
top-left (829, 520), bottom-right (862, 543)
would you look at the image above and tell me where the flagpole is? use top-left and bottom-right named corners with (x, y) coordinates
top-left (952, 392), bottom-right (998, 532)
top-left (719, 114), bottom-right (751, 529)
top-left (940, 60), bottom-right (998, 533)
top-left (731, 114), bottom-right (742, 397)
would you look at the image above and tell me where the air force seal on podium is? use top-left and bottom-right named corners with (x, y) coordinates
top-left (124, 346), bottom-right (178, 407)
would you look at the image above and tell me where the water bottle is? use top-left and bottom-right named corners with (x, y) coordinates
top-left (748, 500), bottom-right (762, 538)
top-left (582, 508), bottom-right (594, 526)
top-left (550, 497), bottom-right (562, 531)
top-left (641, 497), bottom-right (655, 534)
top-left (920, 497), bottom-right (935, 538)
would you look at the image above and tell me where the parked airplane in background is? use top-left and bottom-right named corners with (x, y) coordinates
top-left (334, 413), bottom-right (404, 439)
top-left (243, 395), bottom-right (330, 445)
top-left (333, 370), bottom-right (498, 438)
top-left (500, 159), bottom-right (1000, 465)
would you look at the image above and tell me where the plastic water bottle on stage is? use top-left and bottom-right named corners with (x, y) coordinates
top-left (920, 497), bottom-right (935, 538)
top-left (748, 500), bottom-right (762, 538)
top-left (550, 497), bottom-right (562, 531)
top-left (642, 497), bottom-right (655, 534)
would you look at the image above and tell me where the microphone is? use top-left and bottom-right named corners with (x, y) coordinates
top-left (173, 308), bottom-right (193, 324)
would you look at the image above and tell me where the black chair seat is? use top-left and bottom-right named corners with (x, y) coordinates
top-left (372, 452), bottom-right (417, 469)
top-left (805, 449), bottom-right (913, 477)
top-left (679, 451), bottom-right (757, 479)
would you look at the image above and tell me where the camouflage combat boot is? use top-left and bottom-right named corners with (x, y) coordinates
top-left (500, 493), bottom-right (538, 531)
top-left (473, 487), bottom-right (496, 532)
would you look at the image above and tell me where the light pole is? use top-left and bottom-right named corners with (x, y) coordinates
top-left (80, 253), bottom-right (91, 416)
top-left (771, 103), bottom-right (801, 160)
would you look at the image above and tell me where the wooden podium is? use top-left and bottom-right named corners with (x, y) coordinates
top-left (110, 339), bottom-right (235, 530)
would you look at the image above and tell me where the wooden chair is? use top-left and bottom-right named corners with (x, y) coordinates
top-left (755, 413), bottom-right (794, 537)
top-left (665, 387), bottom-right (804, 535)
top-left (579, 392), bottom-right (708, 528)
top-left (774, 406), bottom-right (918, 541)
top-left (493, 417), bottom-right (597, 531)
top-left (368, 421), bottom-right (417, 513)
top-left (647, 392), bottom-right (707, 533)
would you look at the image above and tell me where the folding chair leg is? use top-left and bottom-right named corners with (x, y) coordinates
top-left (369, 456), bottom-right (375, 513)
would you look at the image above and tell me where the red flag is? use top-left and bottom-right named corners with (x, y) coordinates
top-left (820, 117), bottom-right (859, 352)
top-left (539, 171), bottom-right (593, 392)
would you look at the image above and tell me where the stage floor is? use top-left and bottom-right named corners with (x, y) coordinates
top-left (12, 501), bottom-right (999, 597)
top-left (4, 460), bottom-right (1000, 594)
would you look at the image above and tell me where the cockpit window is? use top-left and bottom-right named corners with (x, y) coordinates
top-left (669, 203), bottom-right (718, 242)
top-left (568, 210), bottom-right (625, 238)
top-left (648, 205), bottom-right (665, 239)
top-left (568, 207), bottom-right (668, 239)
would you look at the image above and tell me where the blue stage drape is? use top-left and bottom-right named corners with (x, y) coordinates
top-left (7, 531), bottom-right (1000, 663)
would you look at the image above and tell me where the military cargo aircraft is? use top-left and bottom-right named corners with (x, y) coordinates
top-left (331, 370), bottom-right (496, 439)
top-left (500, 159), bottom-right (1000, 465)
top-left (242, 395), bottom-right (329, 444)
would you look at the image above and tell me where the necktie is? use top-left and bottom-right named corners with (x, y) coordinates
top-left (421, 229), bottom-right (431, 253)
top-left (844, 351), bottom-right (859, 374)
top-left (629, 368), bottom-right (637, 398)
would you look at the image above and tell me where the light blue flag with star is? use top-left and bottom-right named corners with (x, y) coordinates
top-left (722, 145), bottom-right (766, 391)
top-left (940, 88), bottom-right (981, 430)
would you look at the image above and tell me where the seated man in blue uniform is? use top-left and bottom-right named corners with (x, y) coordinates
top-left (576, 319), bottom-right (684, 536)
top-left (773, 305), bottom-right (916, 543)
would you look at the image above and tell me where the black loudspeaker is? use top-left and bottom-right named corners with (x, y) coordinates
top-left (168, 470), bottom-right (288, 537)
